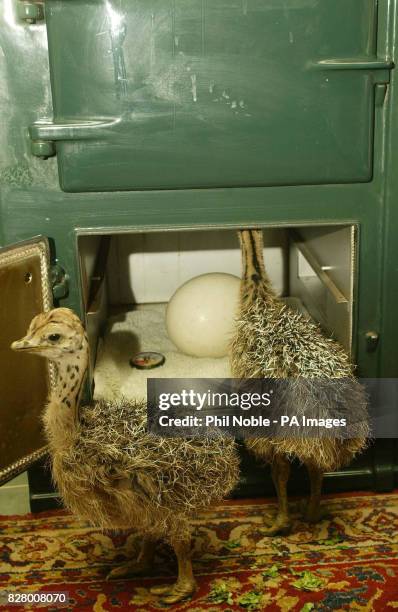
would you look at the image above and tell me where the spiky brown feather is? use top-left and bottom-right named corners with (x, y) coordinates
top-left (17, 307), bottom-right (240, 544)
top-left (230, 230), bottom-right (369, 471)
top-left (47, 398), bottom-right (239, 542)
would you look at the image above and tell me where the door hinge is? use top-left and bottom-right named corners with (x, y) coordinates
top-left (50, 265), bottom-right (69, 300)
top-left (17, 1), bottom-right (44, 24)
top-left (31, 140), bottom-right (56, 160)
top-left (29, 118), bottom-right (121, 159)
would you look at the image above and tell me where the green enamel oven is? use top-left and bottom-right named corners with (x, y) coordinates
top-left (0, 0), bottom-right (397, 509)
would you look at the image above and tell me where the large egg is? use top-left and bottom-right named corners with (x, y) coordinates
top-left (166, 273), bottom-right (240, 358)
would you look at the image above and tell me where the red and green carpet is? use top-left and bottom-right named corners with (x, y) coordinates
top-left (1, 492), bottom-right (397, 611)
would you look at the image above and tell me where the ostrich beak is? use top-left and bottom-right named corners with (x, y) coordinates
top-left (11, 338), bottom-right (26, 351)
top-left (11, 336), bottom-right (39, 352)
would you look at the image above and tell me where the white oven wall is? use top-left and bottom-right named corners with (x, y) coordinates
top-left (106, 229), bottom-right (289, 305)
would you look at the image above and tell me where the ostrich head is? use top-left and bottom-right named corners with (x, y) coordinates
top-left (11, 308), bottom-right (87, 362)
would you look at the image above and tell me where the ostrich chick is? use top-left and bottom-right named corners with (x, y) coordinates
top-left (231, 230), bottom-right (369, 535)
top-left (12, 308), bottom-right (239, 604)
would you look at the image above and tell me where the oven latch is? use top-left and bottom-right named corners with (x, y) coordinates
top-left (365, 331), bottom-right (380, 353)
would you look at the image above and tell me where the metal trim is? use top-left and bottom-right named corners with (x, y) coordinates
top-left (0, 236), bottom-right (54, 486)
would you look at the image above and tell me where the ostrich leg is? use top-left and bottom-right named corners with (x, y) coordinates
top-left (107, 539), bottom-right (156, 579)
top-left (263, 455), bottom-right (291, 535)
top-left (304, 464), bottom-right (325, 523)
top-left (150, 533), bottom-right (196, 604)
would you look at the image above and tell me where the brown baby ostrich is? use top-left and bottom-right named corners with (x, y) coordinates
top-left (12, 308), bottom-right (239, 604)
top-left (230, 230), bottom-right (369, 535)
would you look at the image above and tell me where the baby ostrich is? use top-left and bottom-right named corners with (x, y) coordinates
top-left (12, 308), bottom-right (239, 604)
top-left (230, 230), bottom-right (369, 535)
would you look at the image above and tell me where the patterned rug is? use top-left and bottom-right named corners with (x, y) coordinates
top-left (1, 492), bottom-right (397, 611)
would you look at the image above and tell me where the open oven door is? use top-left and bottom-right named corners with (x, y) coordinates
top-left (0, 237), bottom-right (54, 485)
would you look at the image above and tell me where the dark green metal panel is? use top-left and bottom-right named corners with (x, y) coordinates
top-left (0, 182), bottom-right (384, 381)
top-left (0, 0), bottom-right (397, 501)
top-left (36, 0), bottom-right (391, 192)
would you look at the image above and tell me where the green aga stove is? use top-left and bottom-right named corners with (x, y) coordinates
top-left (0, 0), bottom-right (397, 509)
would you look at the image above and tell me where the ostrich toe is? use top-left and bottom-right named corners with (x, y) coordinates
top-left (303, 502), bottom-right (330, 524)
top-left (107, 539), bottom-right (155, 580)
top-left (150, 578), bottom-right (197, 604)
top-left (262, 513), bottom-right (292, 536)
top-left (106, 559), bottom-right (152, 579)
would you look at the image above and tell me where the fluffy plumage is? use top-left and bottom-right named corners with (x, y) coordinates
top-left (49, 398), bottom-right (238, 541)
top-left (230, 230), bottom-right (369, 532)
top-left (12, 307), bottom-right (239, 603)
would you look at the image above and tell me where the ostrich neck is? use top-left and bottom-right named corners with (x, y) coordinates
top-left (43, 347), bottom-right (88, 450)
top-left (239, 230), bottom-right (276, 301)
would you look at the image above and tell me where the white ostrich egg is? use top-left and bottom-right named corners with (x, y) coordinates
top-left (166, 273), bottom-right (240, 358)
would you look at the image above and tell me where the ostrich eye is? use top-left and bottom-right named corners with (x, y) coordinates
top-left (48, 333), bottom-right (62, 342)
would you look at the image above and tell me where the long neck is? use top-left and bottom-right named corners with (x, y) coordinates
top-left (239, 229), bottom-right (276, 299)
top-left (43, 343), bottom-right (89, 451)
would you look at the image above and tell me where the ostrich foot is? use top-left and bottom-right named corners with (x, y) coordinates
top-left (150, 579), bottom-right (197, 604)
top-left (106, 539), bottom-right (155, 580)
top-left (304, 504), bottom-right (330, 524)
top-left (106, 559), bottom-right (152, 580)
top-left (262, 514), bottom-right (291, 536)
top-left (299, 498), bottom-right (329, 524)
